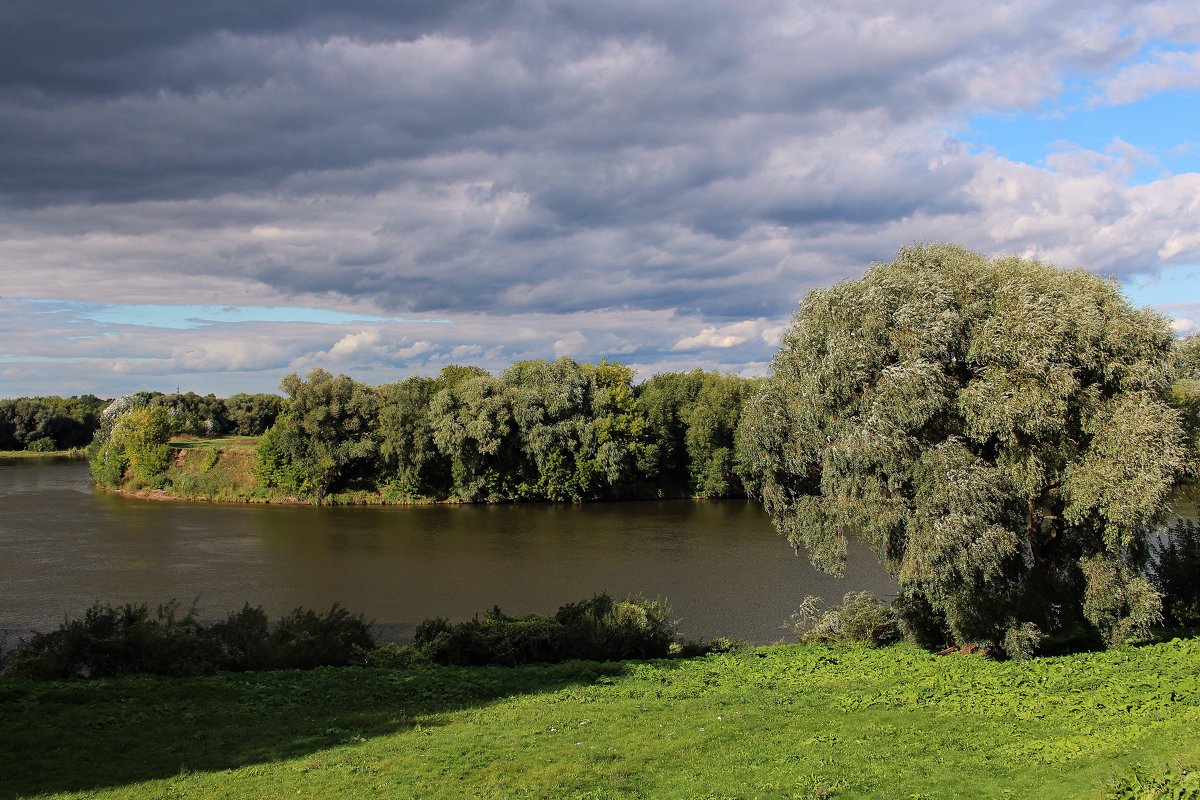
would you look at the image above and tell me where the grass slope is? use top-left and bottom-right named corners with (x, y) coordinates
top-left (0, 450), bottom-right (85, 460)
top-left (156, 437), bottom-right (434, 504)
top-left (160, 437), bottom-right (260, 501)
top-left (3, 639), bottom-right (1199, 799)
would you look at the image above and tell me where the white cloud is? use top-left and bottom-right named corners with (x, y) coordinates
top-left (1093, 49), bottom-right (1200, 105)
top-left (173, 340), bottom-right (290, 372)
top-left (395, 340), bottom-right (434, 359)
top-left (328, 330), bottom-right (382, 357)
top-left (673, 321), bottom-right (763, 351)
top-left (553, 331), bottom-right (587, 358)
top-left (760, 325), bottom-right (788, 347)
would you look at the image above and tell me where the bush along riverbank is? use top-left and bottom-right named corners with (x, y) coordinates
top-left (0, 594), bottom-right (687, 680)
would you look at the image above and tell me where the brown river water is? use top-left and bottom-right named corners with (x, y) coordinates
top-left (4, 459), bottom-right (1193, 645)
top-left (0, 457), bottom-right (884, 644)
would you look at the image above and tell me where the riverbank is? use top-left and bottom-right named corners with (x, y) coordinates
top-left (3, 639), bottom-right (1199, 799)
top-left (0, 449), bottom-right (86, 460)
top-left (107, 438), bottom-right (726, 506)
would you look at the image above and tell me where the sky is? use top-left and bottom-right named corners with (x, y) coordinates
top-left (1, 1), bottom-right (1198, 398)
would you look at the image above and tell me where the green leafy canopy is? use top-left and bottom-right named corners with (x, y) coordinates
top-left (737, 243), bottom-right (1186, 649)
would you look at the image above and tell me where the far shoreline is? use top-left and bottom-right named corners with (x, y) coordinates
top-left (97, 482), bottom-right (726, 508)
top-left (0, 449), bottom-right (87, 461)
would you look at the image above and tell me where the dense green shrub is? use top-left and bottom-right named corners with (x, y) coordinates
top-left (8, 594), bottom-right (685, 679)
top-left (891, 588), bottom-right (954, 651)
top-left (789, 592), bottom-right (901, 647)
top-left (268, 604), bottom-right (376, 669)
top-left (555, 594), bottom-right (677, 660)
top-left (5, 601), bottom-right (375, 679)
top-left (415, 594), bottom-right (677, 667)
top-left (416, 608), bottom-right (565, 667)
top-left (5, 601), bottom-right (218, 679)
top-left (359, 642), bottom-right (432, 668)
top-left (1081, 554), bottom-right (1163, 647)
top-left (1001, 621), bottom-right (1045, 661)
top-left (1151, 518), bottom-right (1200, 626)
top-left (87, 439), bottom-right (129, 487)
top-left (88, 405), bottom-right (174, 488)
top-left (207, 603), bottom-right (272, 671)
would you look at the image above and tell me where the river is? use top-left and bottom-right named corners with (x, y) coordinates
top-left (1, 458), bottom-right (897, 644)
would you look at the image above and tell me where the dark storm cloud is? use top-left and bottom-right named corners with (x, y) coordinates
top-left (1, 0), bottom-right (1198, 398)
top-left (0, 0), bottom-right (1067, 206)
top-left (0, 1), bottom-right (484, 94)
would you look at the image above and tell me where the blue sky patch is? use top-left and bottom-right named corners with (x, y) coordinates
top-left (1121, 262), bottom-right (1200, 308)
top-left (963, 89), bottom-right (1199, 184)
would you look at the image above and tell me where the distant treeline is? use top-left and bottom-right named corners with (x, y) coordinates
top-left (0, 395), bottom-right (108, 451)
top-left (255, 361), bottom-right (760, 502)
top-left (89, 359), bottom-right (762, 503)
top-left (0, 392), bottom-right (283, 452)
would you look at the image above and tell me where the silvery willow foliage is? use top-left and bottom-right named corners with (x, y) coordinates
top-left (737, 243), bottom-right (1186, 648)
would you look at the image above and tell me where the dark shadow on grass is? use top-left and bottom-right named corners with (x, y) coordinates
top-left (0, 659), bottom-right (631, 798)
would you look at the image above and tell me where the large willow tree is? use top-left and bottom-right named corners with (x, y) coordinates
top-left (737, 244), bottom-right (1186, 651)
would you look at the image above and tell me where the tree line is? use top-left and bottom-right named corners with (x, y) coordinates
top-left (1, 391), bottom-right (283, 453)
top-left (84, 361), bottom-right (761, 503)
top-left (0, 395), bottom-right (108, 452)
top-left (255, 360), bottom-right (759, 502)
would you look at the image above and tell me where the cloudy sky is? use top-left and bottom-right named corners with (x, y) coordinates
top-left (1, 0), bottom-right (1198, 398)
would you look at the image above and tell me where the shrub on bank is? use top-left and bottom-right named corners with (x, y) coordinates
top-left (555, 593), bottom-right (677, 661)
top-left (269, 604), bottom-right (375, 669)
top-left (5, 601), bottom-right (376, 679)
top-left (789, 592), bottom-right (901, 648)
top-left (415, 594), bottom-right (677, 667)
top-left (4, 595), bottom-right (681, 679)
top-left (5, 601), bottom-right (220, 679)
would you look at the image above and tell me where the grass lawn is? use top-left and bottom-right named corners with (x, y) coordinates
top-left (0, 450), bottom-right (85, 460)
top-left (3, 639), bottom-right (1199, 799)
top-left (168, 436), bottom-right (261, 453)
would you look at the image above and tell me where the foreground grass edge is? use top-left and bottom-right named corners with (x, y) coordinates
top-left (4, 639), bottom-right (1200, 799)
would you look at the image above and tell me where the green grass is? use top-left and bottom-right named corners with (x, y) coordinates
top-left (161, 439), bottom-right (261, 501)
top-left (154, 438), bottom-right (442, 505)
top-left (0, 449), bottom-right (86, 460)
top-left (167, 436), bottom-right (260, 453)
top-left (3, 639), bottom-right (1200, 799)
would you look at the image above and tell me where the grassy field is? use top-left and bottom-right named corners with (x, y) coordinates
top-left (3, 639), bottom-right (1199, 799)
top-left (168, 436), bottom-right (261, 453)
top-left (161, 437), bottom-right (261, 501)
top-left (0, 449), bottom-right (85, 460)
